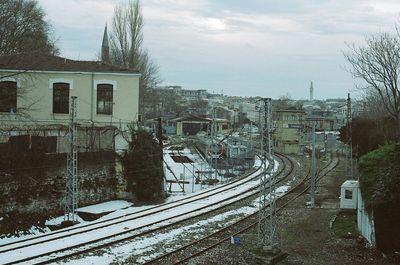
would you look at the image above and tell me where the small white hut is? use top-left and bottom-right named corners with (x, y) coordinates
top-left (340, 180), bottom-right (359, 209)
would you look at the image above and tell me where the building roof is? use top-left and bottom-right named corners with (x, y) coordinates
top-left (170, 115), bottom-right (229, 123)
top-left (341, 180), bottom-right (359, 188)
top-left (274, 109), bottom-right (305, 113)
top-left (170, 115), bottom-right (211, 123)
top-left (0, 53), bottom-right (139, 74)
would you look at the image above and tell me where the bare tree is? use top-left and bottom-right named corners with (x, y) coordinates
top-left (109, 0), bottom-right (161, 117)
top-left (0, 1), bottom-right (59, 119)
top-left (274, 94), bottom-right (298, 110)
top-left (363, 90), bottom-right (390, 121)
top-left (0, 0), bottom-right (58, 56)
top-left (344, 30), bottom-right (400, 137)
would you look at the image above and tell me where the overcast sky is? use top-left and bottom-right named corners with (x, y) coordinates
top-left (37, 0), bottom-right (400, 99)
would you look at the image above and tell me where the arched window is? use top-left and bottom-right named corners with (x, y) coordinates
top-left (0, 81), bottom-right (17, 113)
top-left (53, 82), bottom-right (70, 114)
top-left (97, 84), bottom-right (113, 115)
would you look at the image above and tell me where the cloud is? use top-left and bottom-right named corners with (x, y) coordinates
top-left (36, 0), bottom-right (400, 98)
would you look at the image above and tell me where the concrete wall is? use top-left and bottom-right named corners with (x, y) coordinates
top-left (357, 188), bottom-right (376, 246)
top-left (0, 151), bottom-right (121, 215)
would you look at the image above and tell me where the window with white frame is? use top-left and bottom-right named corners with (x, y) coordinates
top-left (53, 82), bottom-right (70, 114)
top-left (97, 84), bottom-right (113, 115)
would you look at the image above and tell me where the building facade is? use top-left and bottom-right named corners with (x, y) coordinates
top-left (170, 115), bottom-right (230, 136)
top-left (0, 53), bottom-right (140, 153)
top-left (274, 110), bottom-right (305, 154)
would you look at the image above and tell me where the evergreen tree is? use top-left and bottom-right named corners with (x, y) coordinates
top-left (122, 125), bottom-right (164, 202)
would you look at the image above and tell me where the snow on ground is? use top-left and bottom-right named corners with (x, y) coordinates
top-left (0, 148), bottom-right (211, 245)
top-left (76, 200), bottom-right (133, 214)
top-left (0, 158), bottom-right (267, 264)
top-left (60, 183), bottom-right (291, 264)
top-left (1, 177), bottom-right (264, 264)
top-left (45, 215), bottom-right (86, 226)
top-left (60, 206), bottom-right (258, 265)
top-left (0, 201), bottom-right (134, 245)
top-left (0, 148), bottom-right (269, 264)
top-left (163, 147), bottom-right (248, 194)
top-left (163, 147), bottom-right (218, 193)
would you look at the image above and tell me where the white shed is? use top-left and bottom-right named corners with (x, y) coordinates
top-left (340, 180), bottom-right (359, 209)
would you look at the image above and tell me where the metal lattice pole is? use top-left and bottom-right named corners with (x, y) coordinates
top-left (345, 93), bottom-right (353, 179)
top-left (64, 96), bottom-right (78, 222)
top-left (212, 108), bottom-right (218, 181)
top-left (257, 98), bottom-right (277, 248)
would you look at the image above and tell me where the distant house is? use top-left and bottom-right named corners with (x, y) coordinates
top-left (274, 110), bottom-right (305, 154)
top-left (170, 115), bottom-right (230, 136)
top-left (155, 86), bottom-right (207, 101)
top-left (0, 53), bottom-right (140, 153)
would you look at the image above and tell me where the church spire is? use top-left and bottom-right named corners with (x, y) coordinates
top-left (101, 24), bottom-right (110, 63)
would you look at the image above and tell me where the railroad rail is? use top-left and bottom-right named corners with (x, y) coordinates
top-left (0, 153), bottom-right (291, 264)
top-left (142, 155), bottom-right (338, 265)
top-left (0, 153), bottom-right (261, 253)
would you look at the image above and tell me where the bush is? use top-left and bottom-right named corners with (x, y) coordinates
top-left (359, 142), bottom-right (400, 209)
top-left (122, 125), bottom-right (164, 202)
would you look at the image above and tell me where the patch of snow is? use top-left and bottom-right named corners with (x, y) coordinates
top-left (61, 206), bottom-right (257, 264)
top-left (0, 152), bottom-right (276, 264)
top-left (77, 200), bottom-right (133, 214)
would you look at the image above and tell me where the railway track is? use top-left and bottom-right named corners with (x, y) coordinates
top-left (142, 155), bottom-right (338, 265)
top-left (0, 153), bottom-right (261, 252)
top-left (105, 153), bottom-right (298, 264)
top-left (0, 153), bottom-right (291, 264)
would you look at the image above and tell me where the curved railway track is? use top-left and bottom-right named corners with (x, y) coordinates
top-left (0, 153), bottom-right (292, 264)
top-left (0, 153), bottom-right (261, 252)
top-left (142, 155), bottom-right (339, 265)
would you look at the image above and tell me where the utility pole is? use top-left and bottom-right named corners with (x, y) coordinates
top-left (156, 117), bottom-right (165, 196)
top-left (257, 98), bottom-right (278, 249)
top-left (64, 96), bottom-right (78, 223)
top-left (212, 108), bottom-right (218, 182)
top-left (310, 121), bottom-right (316, 208)
top-left (345, 93), bottom-right (353, 179)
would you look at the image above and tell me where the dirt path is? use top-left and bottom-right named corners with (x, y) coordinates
top-left (189, 154), bottom-right (399, 265)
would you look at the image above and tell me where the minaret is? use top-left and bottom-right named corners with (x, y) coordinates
top-left (101, 24), bottom-right (110, 64)
top-left (309, 81), bottom-right (314, 101)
